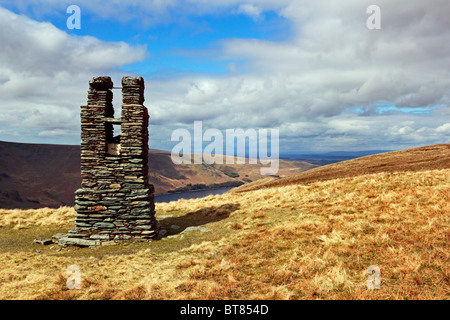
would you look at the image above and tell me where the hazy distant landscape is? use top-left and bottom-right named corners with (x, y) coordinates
top-left (0, 140), bottom-right (316, 209)
top-left (281, 150), bottom-right (393, 165)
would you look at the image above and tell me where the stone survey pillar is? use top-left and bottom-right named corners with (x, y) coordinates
top-left (59, 76), bottom-right (159, 246)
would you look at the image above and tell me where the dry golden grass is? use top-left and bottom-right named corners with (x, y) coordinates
top-left (0, 169), bottom-right (448, 299)
top-left (0, 206), bottom-right (75, 229)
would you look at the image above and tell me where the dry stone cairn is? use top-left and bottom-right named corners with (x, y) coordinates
top-left (58, 76), bottom-right (159, 246)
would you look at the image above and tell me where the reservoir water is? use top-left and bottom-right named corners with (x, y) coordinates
top-left (155, 187), bottom-right (232, 203)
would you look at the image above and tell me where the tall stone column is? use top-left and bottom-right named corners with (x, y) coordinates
top-left (58, 76), bottom-right (159, 247)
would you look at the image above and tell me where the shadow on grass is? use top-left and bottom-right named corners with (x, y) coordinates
top-left (156, 203), bottom-right (240, 238)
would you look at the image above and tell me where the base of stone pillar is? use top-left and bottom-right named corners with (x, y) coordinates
top-left (56, 222), bottom-right (161, 247)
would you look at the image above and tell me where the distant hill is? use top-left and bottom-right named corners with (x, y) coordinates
top-left (281, 150), bottom-right (392, 165)
top-left (0, 140), bottom-right (315, 209)
top-left (233, 144), bottom-right (450, 193)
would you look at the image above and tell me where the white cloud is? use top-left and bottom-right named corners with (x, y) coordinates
top-left (436, 123), bottom-right (450, 135)
top-left (0, 1), bottom-right (449, 152)
top-left (144, 0), bottom-right (450, 151)
top-left (0, 7), bottom-right (146, 143)
top-left (235, 3), bottom-right (264, 21)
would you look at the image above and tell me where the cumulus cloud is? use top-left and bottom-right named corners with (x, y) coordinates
top-left (0, 7), bottom-right (146, 143)
top-left (143, 0), bottom-right (450, 151)
top-left (436, 123), bottom-right (450, 135)
top-left (234, 3), bottom-right (264, 21)
top-left (0, 1), bottom-right (449, 151)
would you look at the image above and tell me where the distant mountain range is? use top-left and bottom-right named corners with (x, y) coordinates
top-left (281, 150), bottom-right (392, 165)
top-left (0, 140), bottom-right (316, 209)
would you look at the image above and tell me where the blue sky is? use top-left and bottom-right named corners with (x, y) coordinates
top-left (0, 1), bottom-right (449, 154)
top-left (8, 3), bottom-right (292, 76)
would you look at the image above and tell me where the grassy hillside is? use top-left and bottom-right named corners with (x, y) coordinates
top-left (233, 144), bottom-right (450, 194)
top-left (0, 168), bottom-right (448, 299)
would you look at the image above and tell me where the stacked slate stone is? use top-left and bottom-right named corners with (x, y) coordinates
top-left (58, 76), bottom-right (159, 247)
